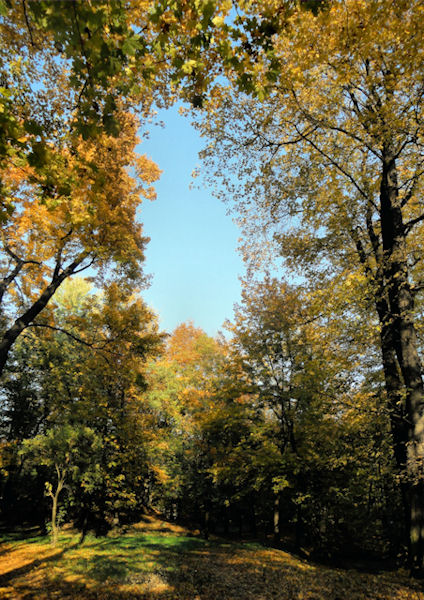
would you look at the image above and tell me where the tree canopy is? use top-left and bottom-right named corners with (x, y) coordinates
top-left (1, 0), bottom-right (424, 580)
top-left (193, 0), bottom-right (424, 572)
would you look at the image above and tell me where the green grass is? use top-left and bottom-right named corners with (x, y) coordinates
top-left (1, 515), bottom-right (423, 600)
top-left (60, 531), bottom-right (208, 582)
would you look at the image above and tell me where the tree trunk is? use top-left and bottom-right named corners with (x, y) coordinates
top-left (295, 503), bottom-right (303, 549)
top-left (379, 151), bottom-right (424, 573)
top-left (377, 298), bottom-right (411, 547)
top-left (203, 509), bottom-right (210, 540)
top-left (273, 493), bottom-right (280, 544)
top-left (223, 503), bottom-right (229, 535)
top-left (50, 466), bottom-right (65, 547)
top-left (354, 196), bottom-right (413, 558)
top-left (249, 495), bottom-right (257, 537)
top-left (51, 489), bottom-right (59, 546)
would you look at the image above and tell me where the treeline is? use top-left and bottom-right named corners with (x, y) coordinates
top-left (0, 276), bottom-right (402, 563)
top-left (1, 0), bottom-right (424, 575)
top-left (0, 279), bottom-right (163, 540)
top-left (146, 284), bottom-right (402, 562)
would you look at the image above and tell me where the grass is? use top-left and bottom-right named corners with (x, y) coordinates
top-left (0, 514), bottom-right (423, 599)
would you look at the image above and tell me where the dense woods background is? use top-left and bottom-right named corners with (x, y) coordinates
top-left (1, 0), bottom-right (424, 582)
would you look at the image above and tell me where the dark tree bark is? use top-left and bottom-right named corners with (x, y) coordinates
top-left (249, 495), bottom-right (257, 537)
top-left (378, 151), bottom-right (424, 573)
top-left (0, 254), bottom-right (87, 378)
top-left (351, 146), bottom-right (424, 572)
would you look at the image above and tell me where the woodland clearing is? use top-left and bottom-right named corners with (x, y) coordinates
top-left (0, 514), bottom-right (423, 600)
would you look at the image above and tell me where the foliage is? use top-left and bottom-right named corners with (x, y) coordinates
top-left (221, 278), bottom-right (399, 555)
top-left (194, 0), bottom-right (424, 570)
top-left (145, 323), bottom-right (228, 526)
top-left (143, 311), bottom-right (399, 558)
top-left (0, 277), bottom-right (164, 536)
top-left (0, 105), bottom-right (160, 375)
top-left (20, 424), bottom-right (101, 544)
top-left (1, 0), bottom-right (423, 576)
top-left (0, 0), bottom-right (233, 199)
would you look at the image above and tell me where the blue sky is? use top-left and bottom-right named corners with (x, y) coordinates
top-left (137, 105), bottom-right (244, 337)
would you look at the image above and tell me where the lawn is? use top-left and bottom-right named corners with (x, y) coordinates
top-left (0, 514), bottom-right (423, 600)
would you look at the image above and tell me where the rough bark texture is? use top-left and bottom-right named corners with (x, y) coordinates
top-left (379, 151), bottom-right (424, 573)
top-left (352, 146), bottom-right (424, 570)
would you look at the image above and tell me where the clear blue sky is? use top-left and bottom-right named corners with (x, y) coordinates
top-left (137, 105), bottom-right (244, 337)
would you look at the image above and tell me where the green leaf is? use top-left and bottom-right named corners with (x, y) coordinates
top-left (103, 114), bottom-right (120, 136)
top-left (0, 0), bottom-right (9, 16)
top-left (122, 36), bottom-right (140, 56)
top-left (24, 119), bottom-right (44, 136)
top-left (28, 142), bottom-right (48, 168)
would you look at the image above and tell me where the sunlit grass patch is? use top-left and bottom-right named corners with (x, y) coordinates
top-left (0, 516), bottom-right (423, 599)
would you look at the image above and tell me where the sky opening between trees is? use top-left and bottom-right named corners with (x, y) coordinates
top-left (2, 0), bottom-right (424, 583)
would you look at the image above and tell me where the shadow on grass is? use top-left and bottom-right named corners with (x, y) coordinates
top-left (68, 534), bottom-right (207, 583)
top-left (3, 529), bottom-right (424, 600)
top-left (0, 541), bottom-right (78, 585)
top-left (0, 525), bottom-right (45, 544)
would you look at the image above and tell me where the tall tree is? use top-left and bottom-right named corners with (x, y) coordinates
top-left (195, 0), bottom-right (424, 571)
top-left (225, 276), bottom-right (398, 554)
top-left (0, 110), bottom-right (160, 376)
top-left (0, 0), bottom-right (234, 373)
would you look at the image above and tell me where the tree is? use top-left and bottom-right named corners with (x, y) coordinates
top-left (0, 0), bottom-right (233, 202)
top-left (0, 109), bottom-right (160, 376)
top-left (0, 0), bottom-right (241, 375)
top-left (0, 0), bottom-right (244, 373)
top-left (0, 0), bottom-right (161, 196)
top-left (145, 322), bottom-right (228, 532)
top-left (196, 0), bottom-right (424, 571)
top-left (67, 282), bottom-right (164, 533)
top-left (21, 425), bottom-right (100, 545)
top-left (0, 276), bottom-right (164, 534)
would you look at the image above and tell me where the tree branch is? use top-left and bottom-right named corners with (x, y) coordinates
top-left (22, 0), bottom-right (35, 47)
top-left (0, 245), bottom-right (42, 306)
top-left (0, 252), bottom-right (89, 377)
top-left (405, 212), bottom-right (424, 234)
top-left (27, 323), bottom-right (99, 350)
top-left (292, 123), bottom-right (370, 201)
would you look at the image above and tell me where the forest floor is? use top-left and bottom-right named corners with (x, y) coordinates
top-left (0, 514), bottom-right (423, 600)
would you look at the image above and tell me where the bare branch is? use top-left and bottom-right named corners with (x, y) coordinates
top-left (27, 323), bottom-right (100, 349)
top-left (292, 123), bottom-right (370, 201)
top-left (72, 257), bottom-right (96, 274)
top-left (0, 244), bottom-right (42, 306)
top-left (4, 244), bottom-right (41, 267)
top-left (22, 0), bottom-right (35, 47)
top-left (405, 212), bottom-right (424, 234)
